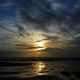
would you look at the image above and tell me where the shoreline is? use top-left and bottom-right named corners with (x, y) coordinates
top-left (0, 57), bottom-right (80, 61)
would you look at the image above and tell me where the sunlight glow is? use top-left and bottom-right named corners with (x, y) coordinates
top-left (35, 41), bottom-right (46, 50)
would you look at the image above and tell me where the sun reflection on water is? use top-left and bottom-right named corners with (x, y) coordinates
top-left (34, 61), bottom-right (48, 76)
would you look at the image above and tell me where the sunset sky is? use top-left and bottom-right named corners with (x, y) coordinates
top-left (0, 0), bottom-right (80, 57)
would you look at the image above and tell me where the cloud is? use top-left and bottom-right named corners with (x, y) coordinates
top-left (16, 44), bottom-right (44, 49)
top-left (1, 0), bottom-right (79, 38)
top-left (0, 2), bottom-right (13, 8)
top-left (16, 0), bottom-right (67, 25)
top-left (0, 0), bottom-right (80, 54)
top-left (15, 24), bottom-right (26, 36)
top-left (0, 25), bottom-right (17, 34)
top-left (50, 2), bottom-right (66, 11)
top-left (41, 34), bottom-right (60, 41)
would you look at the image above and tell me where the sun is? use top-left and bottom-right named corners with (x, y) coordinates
top-left (35, 41), bottom-right (46, 50)
top-left (36, 41), bottom-right (44, 47)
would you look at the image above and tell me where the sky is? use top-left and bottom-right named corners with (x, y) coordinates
top-left (0, 0), bottom-right (80, 57)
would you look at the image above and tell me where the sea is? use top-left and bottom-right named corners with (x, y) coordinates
top-left (0, 59), bottom-right (80, 80)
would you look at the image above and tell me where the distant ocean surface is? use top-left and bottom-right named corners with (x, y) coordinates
top-left (0, 60), bottom-right (80, 80)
